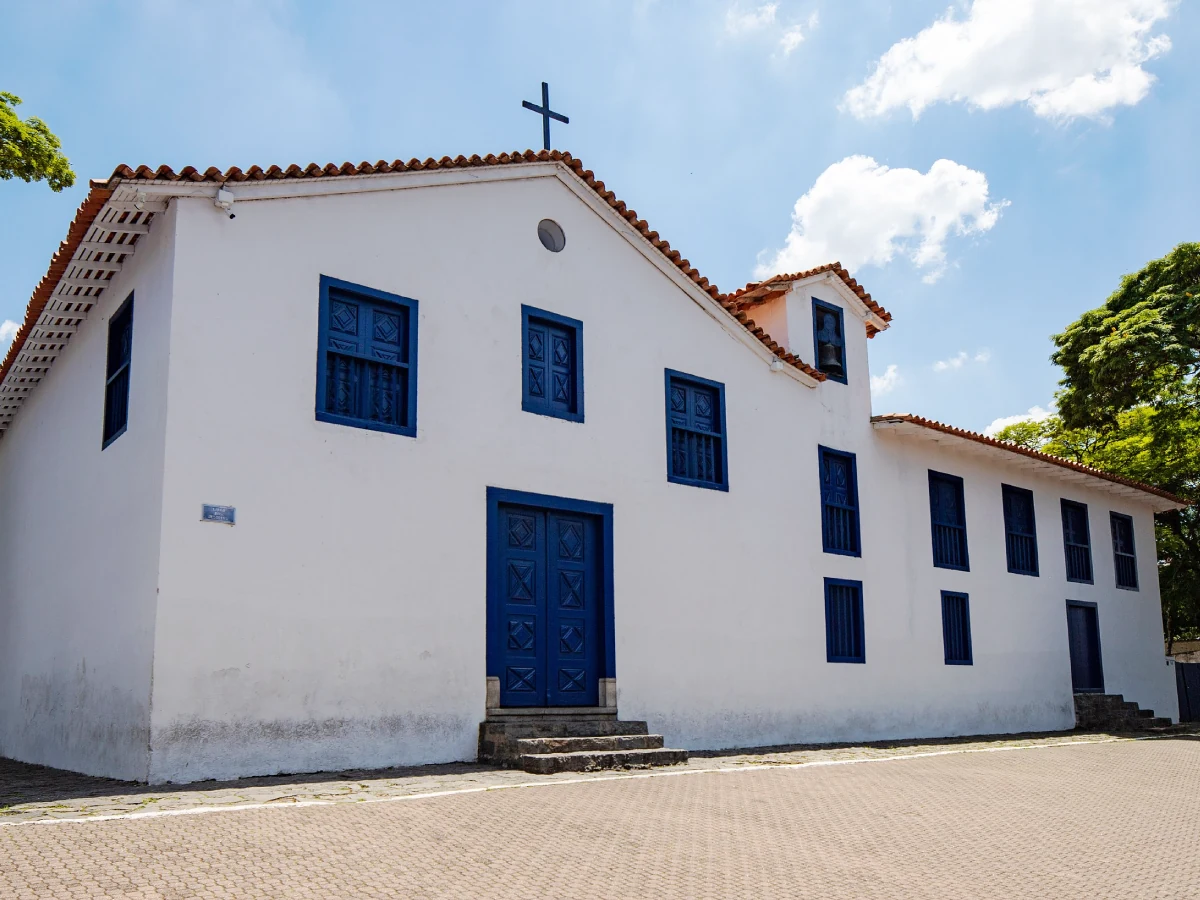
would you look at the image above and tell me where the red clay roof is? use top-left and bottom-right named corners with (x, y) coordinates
top-left (91, 149), bottom-right (852, 379)
top-left (872, 414), bottom-right (1188, 507)
top-left (730, 264), bottom-right (892, 338)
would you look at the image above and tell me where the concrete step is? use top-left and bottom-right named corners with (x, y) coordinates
top-left (517, 734), bottom-right (665, 755)
top-left (519, 747), bottom-right (689, 775)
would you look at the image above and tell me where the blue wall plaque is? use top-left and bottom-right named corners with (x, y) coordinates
top-left (201, 504), bottom-right (236, 525)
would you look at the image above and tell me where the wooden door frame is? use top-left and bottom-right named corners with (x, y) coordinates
top-left (1066, 599), bottom-right (1105, 694)
top-left (485, 487), bottom-right (616, 706)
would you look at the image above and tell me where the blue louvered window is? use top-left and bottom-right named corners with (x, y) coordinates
top-left (819, 447), bottom-right (860, 556)
top-left (665, 370), bottom-right (728, 491)
top-left (102, 293), bottom-right (134, 448)
top-left (929, 471), bottom-right (969, 570)
top-left (1110, 512), bottom-right (1138, 590)
top-left (522, 306), bottom-right (583, 422)
top-left (825, 578), bottom-right (865, 663)
top-left (1002, 484), bottom-right (1039, 576)
top-left (1061, 500), bottom-right (1093, 583)
top-left (316, 276), bottom-right (418, 437)
top-left (941, 591), bottom-right (972, 665)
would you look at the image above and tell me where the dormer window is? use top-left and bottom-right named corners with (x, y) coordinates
top-left (812, 299), bottom-right (847, 383)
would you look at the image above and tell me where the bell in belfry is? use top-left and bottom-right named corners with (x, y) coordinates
top-left (818, 340), bottom-right (844, 377)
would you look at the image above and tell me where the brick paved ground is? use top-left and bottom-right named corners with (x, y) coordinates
top-left (2, 733), bottom-right (1198, 898)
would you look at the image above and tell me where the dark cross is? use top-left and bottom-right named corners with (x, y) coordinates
top-left (522, 82), bottom-right (569, 151)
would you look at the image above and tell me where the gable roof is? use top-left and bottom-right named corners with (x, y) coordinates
top-left (1, 149), bottom-right (868, 435)
top-left (729, 264), bottom-right (893, 337)
top-left (872, 413), bottom-right (1188, 512)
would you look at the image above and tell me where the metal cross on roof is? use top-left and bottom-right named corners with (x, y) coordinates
top-left (522, 82), bottom-right (569, 152)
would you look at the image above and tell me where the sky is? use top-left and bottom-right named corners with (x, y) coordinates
top-left (2, 0), bottom-right (1197, 434)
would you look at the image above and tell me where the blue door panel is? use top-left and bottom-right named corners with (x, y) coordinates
top-left (1066, 603), bottom-right (1104, 693)
top-left (495, 504), bottom-right (600, 707)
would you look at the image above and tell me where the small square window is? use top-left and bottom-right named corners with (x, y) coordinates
top-left (665, 369), bottom-right (728, 491)
top-left (825, 578), bottom-right (865, 663)
top-left (1110, 512), bottom-right (1138, 590)
top-left (941, 591), bottom-right (972, 665)
top-left (522, 306), bottom-right (583, 422)
top-left (102, 293), bottom-right (134, 448)
top-left (316, 276), bottom-right (418, 437)
top-left (812, 298), bottom-right (847, 383)
top-left (1061, 500), bottom-right (1093, 584)
top-left (819, 446), bottom-right (861, 556)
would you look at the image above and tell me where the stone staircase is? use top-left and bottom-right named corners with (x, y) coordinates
top-left (1074, 693), bottom-right (1172, 731)
top-left (479, 711), bottom-right (688, 774)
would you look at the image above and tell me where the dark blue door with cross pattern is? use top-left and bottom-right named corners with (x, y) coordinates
top-left (496, 504), bottom-right (602, 707)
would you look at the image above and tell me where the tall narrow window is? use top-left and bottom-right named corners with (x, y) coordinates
top-left (1001, 484), bottom-right (1039, 576)
top-left (819, 446), bottom-right (861, 556)
top-left (941, 591), bottom-right (973, 665)
top-left (825, 578), bottom-right (865, 663)
top-left (929, 471), bottom-right (969, 570)
top-left (522, 306), bottom-right (583, 422)
top-left (1110, 512), bottom-right (1138, 590)
top-left (665, 369), bottom-right (728, 491)
top-left (316, 276), bottom-right (418, 437)
top-left (102, 293), bottom-right (134, 448)
top-left (812, 299), bottom-right (847, 383)
top-left (1061, 500), bottom-right (1093, 583)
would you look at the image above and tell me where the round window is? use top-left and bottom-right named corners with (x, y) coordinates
top-left (537, 218), bottom-right (566, 253)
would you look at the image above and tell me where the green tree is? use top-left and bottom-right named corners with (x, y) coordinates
top-left (0, 92), bottom-right (74, 192)
top-left (997, 242), bottom-right (1200, 648)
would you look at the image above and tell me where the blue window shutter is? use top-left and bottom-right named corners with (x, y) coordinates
top-left (1001, 485), bottom-right (1039, 576)
top-left (665, 369), bottom-right (728, 491)
top-left (1061, 500), bottom-right (1093, 583)
top-left (941, 592), bottom-right (972, 665)
top-left (1110, 513), bottom-right (1138, 590)
top-left (316, 276), bottom-right (418, 437)
top-left (102, 293), bottom-right (134, 448)
top-left (825, 578), bottom-right (865, 663)
top-left (929, 472), bottom-right (969, 570)
top-left (522, 306), bottom-right (584, 422)
top-left (819, 447), bottom-right (861, 556)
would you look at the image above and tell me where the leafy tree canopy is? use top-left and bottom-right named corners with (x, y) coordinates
top-left (0, 92), bottom-right (74, 192)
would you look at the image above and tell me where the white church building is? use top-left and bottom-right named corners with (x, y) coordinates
top-left (0, 150), bottom-right (1184, 784)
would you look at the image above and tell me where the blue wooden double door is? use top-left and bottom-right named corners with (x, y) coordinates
top-left (493, 503), bottom-right (603, 707)
top-left (1067, 602), bottom-right (1104, 693)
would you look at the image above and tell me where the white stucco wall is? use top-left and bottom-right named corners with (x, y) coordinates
top-left (133, 167), bottom-right (1176, 783)
top-left (0, 207), bottom-right (176, 780)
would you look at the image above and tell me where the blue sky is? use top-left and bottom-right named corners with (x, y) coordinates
top-left (2, 0), bottom-right (1196, 433)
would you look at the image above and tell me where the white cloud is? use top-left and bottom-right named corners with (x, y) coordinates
top-left (870, 364), bottom-right (901, 397)
top-left (984, 405), bottom-right (1055, 436)
top-left (0, 320), bottom-right (18, 349)
top-left (725, 3), bottom-right (778, 35)
top-left (780, 24), bottom-right (806, 53)
top-left (755, 156), bottom-right (1006, 282)
top-left (933, 349), bottom-right (991, 372)
top-left (844, 0), bottom-right (1177, 123)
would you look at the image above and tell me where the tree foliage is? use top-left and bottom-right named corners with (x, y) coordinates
top-left (998, 244), bottom-right (1200, 646)
top-left (0, 92), bottom-right (74, 192)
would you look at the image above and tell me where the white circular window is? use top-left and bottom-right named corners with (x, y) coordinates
top-left (537, 218), bottom-right (566, 252)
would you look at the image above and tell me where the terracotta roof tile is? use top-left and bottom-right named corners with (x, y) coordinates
top-left (871, 414), bottom-right (1188, 507)
top-left (728, 263), bottom-right (892, 337)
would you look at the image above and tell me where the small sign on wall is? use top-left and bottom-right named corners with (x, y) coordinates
top-left (201, 504), bottom-right (236, 525)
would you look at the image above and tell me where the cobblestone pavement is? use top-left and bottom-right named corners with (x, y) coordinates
top-left (1, 732), bottom-right (1197, 898)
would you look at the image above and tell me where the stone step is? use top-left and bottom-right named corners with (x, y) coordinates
top-left (516, 734), bottom-right (665, 755)
top-left (519, 747), bottom-right (689, 775)
top-left (479, 716), bottom-right (653, 766)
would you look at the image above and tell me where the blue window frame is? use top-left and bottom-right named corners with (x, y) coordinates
top-left (316, 275), bottom-right (418, 437)
top-left (819, 446), bottom-right (861, 556)
top-left (1110, 512), bottom-right (1138, 590)
top-left (665, 369), bottom-right (728, 491)
top-left (929, 471), bottom-right (969, 571)
top-left (825, 578), bottom-right (865, 663)
top-left (1001, 484), bottom-right (1039, 576)
top-left (1061, 499), bottom-right (1093, 584)
top-left (102, 292), bottom-right (134, 448)
top-left (521, 306), bottom-right (583, 422)
top-left (941, 591), bottom-right (973, 665)
top-left (812, 298), bottom-right (847, 383)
